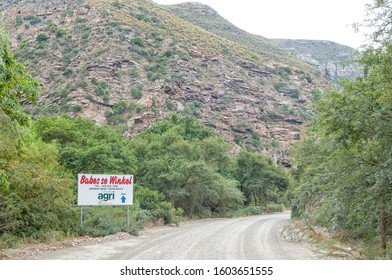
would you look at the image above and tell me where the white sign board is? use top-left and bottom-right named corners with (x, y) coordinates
top-left (77, 174), bottom-right (133, 206)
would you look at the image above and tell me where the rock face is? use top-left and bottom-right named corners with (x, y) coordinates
top-left (271, 39), bottom-right (362, 81)
top-left (3, 0), bottom-right (329, 163)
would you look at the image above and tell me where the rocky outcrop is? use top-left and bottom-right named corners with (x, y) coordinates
top-left (271, 39), bottom-right (362, 81)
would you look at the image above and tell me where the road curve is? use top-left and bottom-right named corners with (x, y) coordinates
top-left (39, 212), bottom-right (317, 260)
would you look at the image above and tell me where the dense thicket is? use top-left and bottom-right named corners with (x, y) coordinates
top-left (33, 116), bottom-right (136, 176)
top-left (291, 0), bottom-right (392, 258)
top-left (0, 114), bottom-right (77, 245)
top-left (130, 114), bottom-right (244, 217)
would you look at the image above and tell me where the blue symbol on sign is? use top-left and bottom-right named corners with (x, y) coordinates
top-left (121, 196), bottom-right (126, 203)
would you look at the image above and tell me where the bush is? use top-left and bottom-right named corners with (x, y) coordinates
top-left (265, 204), bottom-right (284, 213)
top-left (36, 33), bottom-right (49, 42)
top-left (71, 104), bottom-right (83, 112)
top-left (0, 115), bottom-right (78, 243)
top-left (244, 206), bottom-right (262, 216)
top-left (63, 68), bottom-right (73, 77)
top-left (15, 15), bottom-right (23, 27)
top-left (56, 29), bottom-right (67, 38)
top-left (80, 206), bottom-right (134, 236)
top-left (131, 36), bottom-right (145, 47)
top-left (131, 84), bottom-right (143, 99)
top-left (135, 187), bottom-right (183, 225)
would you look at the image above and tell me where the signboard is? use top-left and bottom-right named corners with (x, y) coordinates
top-left (77, 174), bottom-right (133, 206)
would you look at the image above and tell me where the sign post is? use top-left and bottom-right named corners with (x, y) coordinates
top-left (77, 174), bottom-right (134, 229)
top-left (80, 207), bottom-right (83, 228)
top-left (127, 206), bottom-right (130, 231)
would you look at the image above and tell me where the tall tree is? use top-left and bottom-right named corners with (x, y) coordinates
top-left (0, 29), bottom-right (39, 125)
top-left (236, 150), bottom-right (288, 208)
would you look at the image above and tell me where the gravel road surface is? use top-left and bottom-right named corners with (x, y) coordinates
top-left (29, 212), bottom-right (317, 260)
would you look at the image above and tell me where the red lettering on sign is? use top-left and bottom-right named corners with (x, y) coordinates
top-left (109, 175), bottom-right (133, 185)
top-left (79, 175), bottom-right (100, 185)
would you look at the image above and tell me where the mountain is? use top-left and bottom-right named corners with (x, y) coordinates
top-left (162, 2), bottom-right (315, 70)
top-left (270, 39), bottom-right (362, 81)
top-left (2, 0), bottom-right (328, 164)
top-left (164, 2), bottom-right (361, 81)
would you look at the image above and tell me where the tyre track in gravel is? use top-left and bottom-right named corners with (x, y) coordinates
top-left (35, 211), bottom-right (318, 260)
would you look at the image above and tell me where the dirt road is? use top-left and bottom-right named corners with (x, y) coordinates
top-left (23, 212), bottom-right (317, 260)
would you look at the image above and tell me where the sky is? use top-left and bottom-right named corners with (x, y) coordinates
top-left (153, 0), bottom-right (374, 49)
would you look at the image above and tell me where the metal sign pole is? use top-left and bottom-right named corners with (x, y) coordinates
top-left (127, 206), bottom-right (130, 231)
top-left (80, 207), bottom-right (83, 229)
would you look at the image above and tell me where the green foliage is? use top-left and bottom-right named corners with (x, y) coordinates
top-left (15, 16), bottom-right (23, 27)
top-left (36, 33), bottom-right (49, 43)
top-left (23, 14), bottom-right (41, 25)
top-left (56, 29), bottom-right (67, 38)
top-left (292, 8), bottom-right (392, 256)
top-left (80, 206), bottom-right (134, 236)
top-left (112, 0), bottom-right (123, 9)
top-left (0, 114), bottom-right (77, 244)
top-left (104, 100), bottom-right (142, 125)
top-left (34, 115), bottom-right (136, 176)
top-left (131, 84), bottom-right (143, 99)
top-left (0, 31), bottom-right (39, 125)
top-left (131, 36), bottom-right (145, 47)
top-left (236, 150), bottom-right (289, 208)
top-left (135, 187), bottom-right (182, 225)
top-left (130, 114), bottom-right (244, 217)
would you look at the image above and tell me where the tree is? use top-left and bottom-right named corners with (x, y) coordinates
top-left (357, 0), bottom-right (392, 46)
top-left (33, 115), bottom-right (136, 176)
top-left (236, 150), bottom-right (289, 208)
top-left (130, 114), bottom-right (244, 217)
top-left (0, 30), bottom-right (39, 125)
top-left (292, 0), bottom-right (392, 257)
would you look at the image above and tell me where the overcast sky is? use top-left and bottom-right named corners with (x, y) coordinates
top-left (153, 0), bottom-right (373, 49)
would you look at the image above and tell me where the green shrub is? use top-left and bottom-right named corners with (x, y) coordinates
top-left (85, 94), bottom-right (94, 102)
top-left (291, 88), bottom-right (301, 99)
top-left (0, 115), bottom-right (78, 243)
top-left (166, 99), bottom-right (175, 111)
top-left (112, 0), bottom-right (123, 9)
top-left (265, 204), bottom-right (283, 213)
top-left (15, 15), bottom-right (23, 27)
top-left (36, 33), bottom-right (49, 43)
top-left (63, 68), bottom-right (73, 77)
top-left (56, 29), bottom-right (67, 38)
top-left (78, 80), bottom-right (88, 88)
top-left (305, 73), bottom-right (313, 83)
top-left (80, 206), bottom-right (133, 236)
top-left (131, 36), bottom-right (145, 47)
top-left (244, 206), bottom-right (262, 216)
top-left (131, 84), bottom-right (143, 99)
top-left (71, 104), bottom-right (83, 112)
top-left (135, 187), bottom-right (183, 225)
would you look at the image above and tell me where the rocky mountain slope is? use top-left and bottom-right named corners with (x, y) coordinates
top-left (2, 0), bottom-right (328, 163)
top-left (164, 2), bottom-right (361, 81)
top-left (271, 39), bottom-right (362, 81)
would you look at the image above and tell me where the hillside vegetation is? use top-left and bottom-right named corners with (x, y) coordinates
top-left (1, 0), bottom-right (327, 162)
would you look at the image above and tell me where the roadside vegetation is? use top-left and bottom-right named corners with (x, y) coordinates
top-left (290, 0), bottom-right (392, 259)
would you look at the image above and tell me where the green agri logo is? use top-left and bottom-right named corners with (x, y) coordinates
top-left (98, 192), bottom-right (115, 201)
